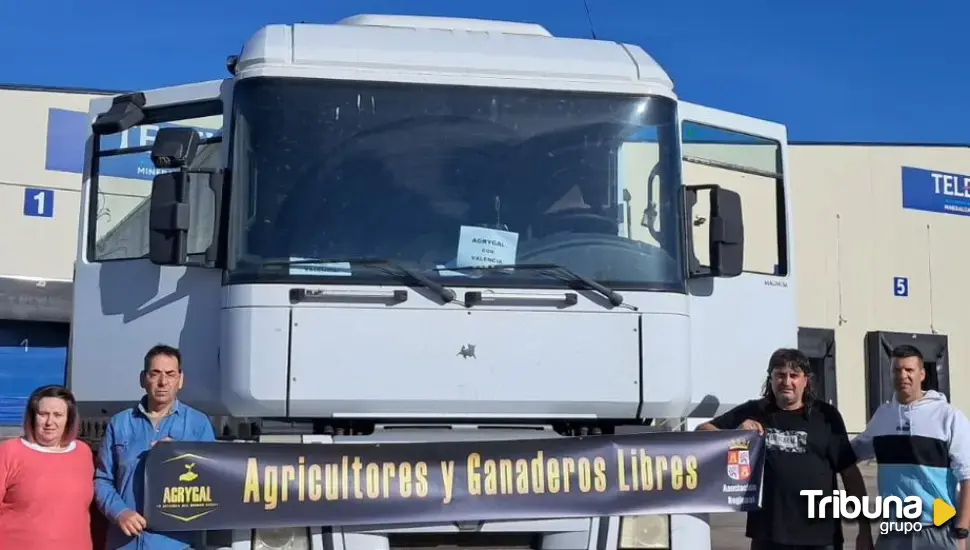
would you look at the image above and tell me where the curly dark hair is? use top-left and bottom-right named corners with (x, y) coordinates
top-left (761, 348), bottom-right (816, 406)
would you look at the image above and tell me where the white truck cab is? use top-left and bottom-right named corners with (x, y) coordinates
top-left (70, 14), bottom-right (795, 550)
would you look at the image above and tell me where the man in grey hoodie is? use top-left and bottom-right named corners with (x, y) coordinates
top-left (852, 345), bottom-right (970, 550)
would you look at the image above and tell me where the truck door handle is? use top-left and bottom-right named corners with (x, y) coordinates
top-left (289, 288), bottom-right (408, 305)
top-left (463, 290), bottom-right (578, 308)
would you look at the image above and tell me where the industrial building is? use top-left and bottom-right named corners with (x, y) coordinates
top-left (0, 85), bottom-right (117, 424)
top-left (0, 84), bottom-right (965, 433)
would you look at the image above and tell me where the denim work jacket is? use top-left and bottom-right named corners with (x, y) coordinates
top-left (94, 398), bottom-right (216, 550)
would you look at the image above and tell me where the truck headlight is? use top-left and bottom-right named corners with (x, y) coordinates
top-left (618, 514), bottom-right (670, 549)
top-left (253, 527), bottom-right (310, 550)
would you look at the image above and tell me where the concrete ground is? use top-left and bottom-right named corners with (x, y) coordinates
top-left (712, 461), bottom-right (878, 549)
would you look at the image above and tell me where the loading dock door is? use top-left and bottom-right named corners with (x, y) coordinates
top-left (798, 327), bottom-right (838, 408)
top-left (863, 331), bottom-right (949, 421)
top-left (0, 320), bottom-right (69, 426)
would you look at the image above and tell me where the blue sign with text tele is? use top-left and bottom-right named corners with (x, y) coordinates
top-left (901, 166), bottom-right (970, 217)
top-left (44, 108), bottom-right (219, 181)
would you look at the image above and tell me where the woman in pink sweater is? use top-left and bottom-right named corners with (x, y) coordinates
top-left (0, 385), bottom-right (94, 550)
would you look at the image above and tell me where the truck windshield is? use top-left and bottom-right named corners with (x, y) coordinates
top-left (227, 77), bottom-right (685, 291)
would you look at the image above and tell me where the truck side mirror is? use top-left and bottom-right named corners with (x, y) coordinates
top-left (146, 127), bottom-right (203, 266)
top-left (685, 184), bottom-right (744, 278)
top-left (151, 127), bottom-right (200, 169)
top-left (148, 171), bottom-right (190, 266)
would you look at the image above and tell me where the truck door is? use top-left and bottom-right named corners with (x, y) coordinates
top-left (70, 80), bottom-right (230, 418)
top-left (677, 102), bottom-right (796, 417)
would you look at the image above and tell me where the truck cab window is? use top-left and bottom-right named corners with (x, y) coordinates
top-left (227, 78), bottom-right (686, 291)
top-left (681, 121), bottom-right (786, 276)
top-left (89, 111), bottom-right (223, 262)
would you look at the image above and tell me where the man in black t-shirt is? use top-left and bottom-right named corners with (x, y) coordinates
top-left (697, 348), bottom-right (873, 550)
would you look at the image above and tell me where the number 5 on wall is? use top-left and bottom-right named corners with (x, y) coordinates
top-left (894, 276), bottom-right (909, 297)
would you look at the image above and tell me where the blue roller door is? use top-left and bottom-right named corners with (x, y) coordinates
top-left (0, 321), bottom-right (69, 426)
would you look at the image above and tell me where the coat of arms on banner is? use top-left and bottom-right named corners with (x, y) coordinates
top-left (726, 439), bottom-right (752, 482)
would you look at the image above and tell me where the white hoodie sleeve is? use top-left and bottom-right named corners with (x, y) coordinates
top-left (947, 406), bottom-right (970, 481)
top-left (851, 405), bottom-right (884, 462)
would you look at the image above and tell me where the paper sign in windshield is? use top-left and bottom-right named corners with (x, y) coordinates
top-left (288, 258), bottom-right (352, 276)
top-left (455, 225), bottom-right (518, 268)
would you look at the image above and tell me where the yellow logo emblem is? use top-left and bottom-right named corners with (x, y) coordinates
top-left (158, 453), bottom-right (218, 523)
top-left (178, 463), bottom-right (199, 483)
top-left (933, 498), bottom-right (956, 527)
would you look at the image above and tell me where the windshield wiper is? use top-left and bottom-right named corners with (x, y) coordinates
top-left (442, 263), bottom-right (634, 310)
top-left (263, 258), bottom-right (456, 304)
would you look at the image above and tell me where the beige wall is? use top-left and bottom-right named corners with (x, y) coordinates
top-left (792, 145), bottom-right (970, 432)
top-left (0, 87), bottom-right (223, 278)
top-left (0, 88), bottom-right (114, 281)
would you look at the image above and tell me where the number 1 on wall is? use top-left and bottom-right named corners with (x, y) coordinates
top-left (23, 188), bottom-right (54, 218)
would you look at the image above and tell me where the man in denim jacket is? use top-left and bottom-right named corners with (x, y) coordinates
top-left (94, 344), bottom-right (216, 550)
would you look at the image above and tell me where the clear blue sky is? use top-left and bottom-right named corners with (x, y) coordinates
top-left (1, 0), bottom-right (966, 144)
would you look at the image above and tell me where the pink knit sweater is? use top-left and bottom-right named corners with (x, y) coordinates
top-left (0, 437), bottom-right (94, 550)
